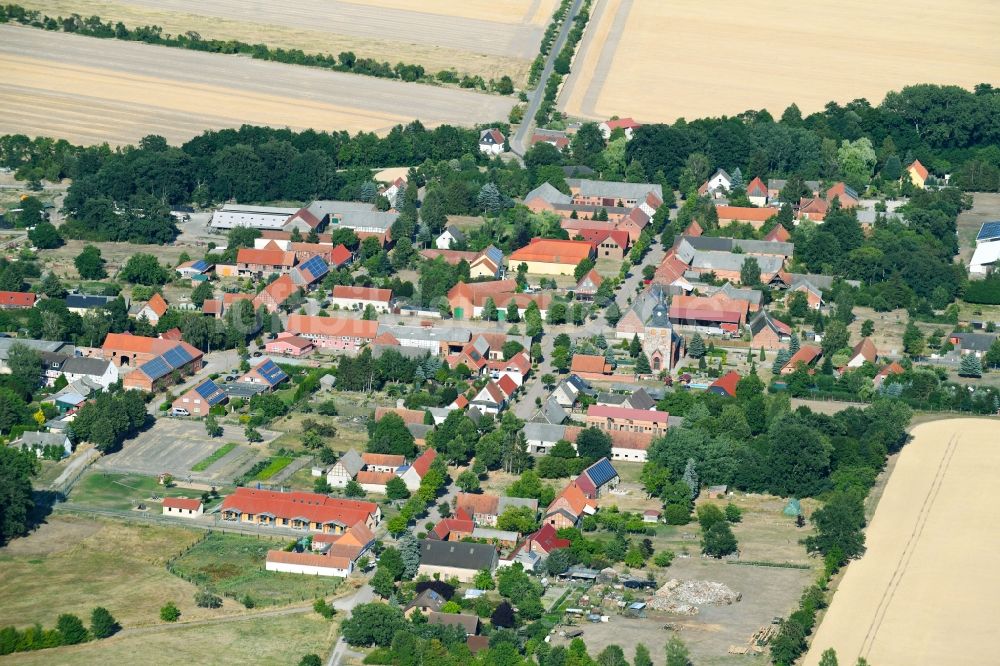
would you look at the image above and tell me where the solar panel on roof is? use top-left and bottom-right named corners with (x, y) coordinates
top-left (977, 221), bottom-right (1000, 242)
top-left (484, 245), bottom-right (503, 264)
top-left (140, 356), bottom-right (171, 380)
top-left (257, 359), bottom-right (288, 385)
top-left (194, 379), bottom-right (221, 400)
top-left (162, 345), bottom-right (193, 369)
top-left (191, 260), bottom-right (209, 272)
top-left (584, 458), bottom-right (618, 487)
top-left (297, 256), bottom-right (329, 282)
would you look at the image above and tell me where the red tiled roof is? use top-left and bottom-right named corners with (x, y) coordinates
top-left (457, 493), bottom-right (500, 517)
top-left (908, 159), bottom-right (929, 180)
top-left (876, 361), bottom-right (905, 378)
top-left (102, 332), bottom-right (199, 357)
top-left (286, 315), bottom-right (378, 340)
top-left (332, 285), bottom-right (392, 303)
top-left (851, 337), bottom-right (878, 363)
top-left (237, 248), bottom-right (296, 267)
top-left (453, 394), bottom-right (469, 409)
top-left (356, 470), bottom-right (396, 485)
top-left (268, 335), bottom-right (313, 350)
top-left (573, 474), bottom-right (596, 498)
top-left (330, 244), bottom-right (352, 267)
top-left (420, 249), bottom-right (479, 265)
top-left (716, 206), bottom-right (775, 222)
top-left (710, 370), bottom-right (741, 398)
top-left (374, 407), bottom-right (425, 426)
top-left (163, 497), bottom-right (201, 510)
top-left (0, 291), bottom-right (35, 307)
top-left (764, 225), bottom-right (791, 242)
top-left (496, 374), bottom-right (518, 397)
top-left (362, 452), bottom-right (406, 467)
top-left (289, 207), bottom-right (322, 230)
top-left (576, 229), bottom-right (630, 249)
top-left (682, 220), bottom-right (703, 237)
top-left (509, 239), bottom-right (593, 265)
top-left (527, 523), bottom-right (571, 553)
top-left (576, 268), bottom-right (603, 291)
top-left (785, 345), bottom-right (822, 370)
top-left (221, 488), bottom-right (377, 527)
top-left (746, 176), bottom-right (768, 197)
top-left (145, 293), bottom-right (168, 317)
top-left (670, 295), bottom-right (747, 324)
top-left (255, 275), bottom-right (296, 306)
top-left (603, 117), bottom-right (641, 130)
top-left (409, 448), bottom-right (437, 478)
top-left (160, 328), bottom-right (183, 342)
top-left (202, 299), bottom-right (222, 315)
top-left (223, 293), bottom-right (253, 305)
top-left (571, 354), bottom-right (610, 374)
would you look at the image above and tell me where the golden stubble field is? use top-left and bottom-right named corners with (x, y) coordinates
top-left (0, 25), bottom-right (516, 146)
top-left (804, 418), bottom-right (1000, 665)
top-left (14, 0), bottom-right (556, 83)
top-left (561, 0), bottom-right (1000, 122)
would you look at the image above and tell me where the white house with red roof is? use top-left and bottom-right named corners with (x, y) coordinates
top-left (746, 176), bottom-right (769, 206)
top-left (399, 448), bottom-right (438, 491)
top-left (330, 285), bottom-right (393, 313)
top-left (471, 376), bottom-right (518, 415)
top-left (136, 293), bottom-right (168, 325)
top-left (220, 487), bottom-right (381, 532)
top-left (162, 497), bottom-right (203, 518)
top-left (479, 128), bottom-right (506, 155)
top-left (598, 117), bottom-right (641, 140)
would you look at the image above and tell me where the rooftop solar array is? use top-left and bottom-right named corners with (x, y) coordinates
top-left (256, 359), bottom-right (288, 386)
top-left (191, 260), bottom-right (209, 272)
top-left (584, 457), bottom-right (618, 487)
top-left (194, 379), bottom-right (227, 405)
top-left (977, 221), bottom-right (1000, 242)
top-left (139, 356), bottom-right (172, 380)
top-left (483, 245), bottom-right (503, 265)
top-left (298, 255), bottom-right (329, 282)
top-left (162, 345), bottom-right (194, 369)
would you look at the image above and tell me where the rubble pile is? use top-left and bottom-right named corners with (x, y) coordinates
top-left (647, 579), bottom-right (741, 614)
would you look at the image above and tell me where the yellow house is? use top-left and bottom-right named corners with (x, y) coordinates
top-left (508, 239), bottom-right (594, 276)
top-left (906, 159), bottom-right (929, 189)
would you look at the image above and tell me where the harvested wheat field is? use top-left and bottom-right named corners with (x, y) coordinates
top-left (804, 418), bottom-right (1000, 665)
top-left (561, 0), bottom-right (1000, 122)
top-left (15, 0), bottom-right (556, 83)
top-left (0, 26), bottom-right (515, 146)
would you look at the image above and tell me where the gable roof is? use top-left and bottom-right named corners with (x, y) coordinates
top-left (457, 492), bottom-right (500, 517)
top-left (709, 370), bottom-right (741, 398)
top-left (329, 244), bottom-right (352, 267)
top-left (509, 239), bottom-right (593, 265)
top-left (527, 523), bottom-right (571, 553)
top-left (851, 337), bottom-right (878, 364)
top-left (524, 182), bottom-right (572, 206)
top-left (221, 488), bottom-right (377, 526)
top-left (587, 404), bottom-right (670, 422)
top-left (908, 159), bottom-right (929, 180)
top-left (144, 293), bottom-right (168, 317)
top-left (237, 248), bottom-right (296, 267)
top-left (332, 285), bottom-right (392, 303)
top-left (785, 345), bottom-right (822, 370)
top-left (764, 224), bottom-right (791, 242)
top-left (746, 176), bottom-right (768, 197)
top-left (361, 452), bottom-right (406, 468)
top-left (245, 358), bottom-right (288, 387)
top-left (256, 274), bottom-right (297, 306)
top-left (427, 612), bottom-right (480, 635)
top-left (716, 206), bottom-right (775, 223)
top-left (0, 291), bottom-right (36, 307)
top-left (570, 354), bottom-right (610, 374)
top-left (581, 457), bottom-right (619, 488)
top-left (748, 310), bottom-right (791, 337)
top-left (286, 315), bottom-right (379, 340)
top-left (419, 539), bottom-right (498, 570)
top-left (163, 497), bottom-right (202, 511)
top-left (335, 449), bottom-right (364, 477)
top-left (408, 448), bottom-right (437, 479)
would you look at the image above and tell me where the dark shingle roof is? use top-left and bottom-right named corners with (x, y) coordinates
top-left (419, 540), bottom-right (498, 571)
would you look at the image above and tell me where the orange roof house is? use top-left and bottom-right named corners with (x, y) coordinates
top-left (508, 239), bottom-right (594, 275)
top-left (746, 177), bottom-right (769, 204)
top-left (846, 338), bottom-right (878, 368)
top-left (331, 285), bottom-right (393, 311)
top-left (906, 159), bottom-right (929, 189)
top-left (136, 292), bottom-right (168, 324)
top-left (236, 248), bottom-right (296, 274)
top-left (253, 274), bottom-right (297, 312)
top-left (0, 291), bottom-right (35, 309)
top-left (764, 224), bottom-right (791, 242)
top-left (570, 354), bottom-right (612, 376)
top-left (221, 487), bottom-right (380, 531)
top-left (716, 206), bottom-right (775, 230)
top-left (781, 345), bottom-right (822, 375)
top-left (708, 370), bottom-right (741, 398)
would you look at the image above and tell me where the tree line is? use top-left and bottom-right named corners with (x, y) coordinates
top-left (0, 5), bottom-right (514, 95)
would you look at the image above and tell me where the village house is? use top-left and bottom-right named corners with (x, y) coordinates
top-left (767, 179), bottom-right (821, 201)
top-left (948, 331), bottom-right (998, 358)
top-left (356, 470), bottom-right (395, 494)
top-left (508, 238), bottom-right (595, 276)
top-left (428, 612), bottom-right (482, 637)
top-left (436, 225), bottom-right (467, 250)
top-left (585, 404), bottom-right (670, 436)
top-left (574, 458), bottom-right (620, 499)
top-left (404, 589), bottom-right (447, 618)
top-left (470, 376), bottom-right (517, 414)
top-left (598, 117), bottom-right (641, 140)
top-left (399, 447), bottom-right (438, 491)
top-left (239, 358), bottom-right (290, 392)
top-left (264, 333), bottom-right (315, 357)
top-left (551, 374), bottom-right (593, 407)
top-left (575, 269), bottom-right (603, 299)
top-left (65, 293), bottom-right (118, 314)
top-left (446, 280), bottom-right (517, 321)
top-left (11, 431), bottom-right (72, 458)
top-left (429, 509), bottom-right (475, 542)
top-left (518, 524), bottom-right (571, 558)
top-left (455, 493), bottom-right (539, 528)
top-left (716, 206), bottom-right (776, 230)
top-left (418, 540), bottom-right (499, 582)
top-left (530, 129), bottom-right (570, 149)
top-left (285, 315), bottom-right (379, 352)
top-left (175, 259), bottom-right (213, 280)
top-left (798, 196), bottom-right (830, 221)
top-left (748, 310), bottom-right (792, 350)
top-left (162, 497), bottom-right (203, 518)
top-left (327, 449), bottom-right (364, 488)
top-left (265, 550), bottom-right (353, 578)
top-left (136, 293), bottom-right (168, 325)
top-left (669, 294), bottom-right (749, 335)
top-left (873, 361), bottom-right (905, 389)
top-left (746, 177), bottom-right (769, 206)
top-left (698, 168), bottom-right (732, 198)
top-left (570, 354), bottom-right (612, 377)
top-left (970, 221), bottom-right (1000, 275)
top-left (781, 345), bottom-right (823, 374)
top-left (825, 182), bottom-right (860, 208)
top-left (236, 248), bottom-right (297, 278)
top-left (0, 291), bottom-right (36, 309)
top-left (478, 128), bottom-right (506, 155)
top-left (846, 338), bottom-right (878, 368)
top-left (171, 378), bottom-right (227, 417)
top-left (220, 487), bottom-right (381, 532)
top-left (567, 179), bottom-right (662, 212)
top-left (542, 483), bottom-right (596, 530)
top-left (330, 285), bottom-right (393, 313)
top-left (102, 333), bottom-right (203, 391)
top-left (906, 159), bottom-right (929, 189)
top-left (210, 203), bottom-right (298, 230)
top-left (380, 176), bottom-right (406, 208)
top-left (708, 370), bottom-right (741, 398)
top-left (252, 275), bottom-right (297, 313)
top-left (59, 356), bottom-right (118, 388)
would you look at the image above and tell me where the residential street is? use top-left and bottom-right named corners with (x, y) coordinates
top-left (513, 330), bottom-right (556, 420)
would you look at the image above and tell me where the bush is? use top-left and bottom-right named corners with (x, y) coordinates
top-left (241, 595), bottom-right (256, 609)
top-left (663, 504), bottom-right (691, 525)
top-left (195, 590), bottom-right (223, 608)
top-left (89, 607), bottom-right (120, 639)
top-left (653, 550), bottom-right (675, 567)
top-left (725, 503), bottom-right (743, 523)
top-left (160, 602), bottom-right (180, 622)
top-left (313, 598), bottom-right (336, 619)
top-left (56, 614), bottom-right (88, 645)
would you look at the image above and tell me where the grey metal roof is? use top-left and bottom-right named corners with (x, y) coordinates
top-left (690, 251), bottom-right (784, 274)
top-left (596, 392), bottom-right (628, 406)
top-left (14, 431), bottom-right (68, 447)
top-left (498, 496), bottom-right (538, 512)
top-left (677, 235), bottom-right (793, 257)
top-left (444, 225), bottom-right (466, 243)
top-left (333, 210), bottom-right (398, 232)
top-left (419, 540), bottom-right (498, 571)
top-left (473, 527), bottom-right (519, 542)
top-left (60, 356), bottom-right (113, 376)
top-left (337, 449), bottom-right (364, 477)
top-left (716, 283), bottom-right (764, 305)
top-left (524, 182), bottom-right (571, 205)
top-left (951, 331), bottom-right (998, 352)
top-left (0, 338), bottom-right (70, 360)
top-left (377, 325), bottom-right (472, 344)
top-left (523, 422), bottom-right (567, 443)
top-left (567, 178), bottom-right (662, 201)
top-left (65, 294), bottom-right (115, 309)
top-left (542, 397), bottom-right (568, 425)
top-left (627, 388), bottom-right (656, 411)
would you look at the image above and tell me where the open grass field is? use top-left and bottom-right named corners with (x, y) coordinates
top-left (14, 0), bottom-right (555, 84)
top-left (0, 612), bottom-right (339, 666)
top-left (170, 532), bottom-right (344, 607)
top-left (805, 418), bottom-right (1000, 665)
top-left (0, 515), bottom-right (223, 629)
top-left (67, 471), bottom-right (227, 511)
top-left (560, 0), bottom-right (1000, 122)
top-left (0, 25), bottom-right (515, 146)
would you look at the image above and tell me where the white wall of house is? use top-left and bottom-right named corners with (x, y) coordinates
top-left (327, 463), bottom-right (355, 488)
top-left (610, 446), bottom-right (648, 463)
top-left (163, 505), bottom-right (204, 518)
top-left (266, 560), bottom-right (351, 577)
top-left (330, 297), bottom-right (391, 312)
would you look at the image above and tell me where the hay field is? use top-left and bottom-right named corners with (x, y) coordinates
top-left (15, 0), bottom-right (556, 83)
top-left (805, 418), bottom-right (1000, 665)
top-left (561, 0), bottom-right (1000, 122)
top-left (0, 25), bottom-right (515, 146)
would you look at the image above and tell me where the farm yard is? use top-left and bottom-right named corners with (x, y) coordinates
top-left (0, 25), bottom-right (516, 146)
top-left (560, 0), bottom-right (1000, 122)
top-left (12, 0), bottom-right (554, 84)
top-left (806, 418), bottom-right (1000, 665)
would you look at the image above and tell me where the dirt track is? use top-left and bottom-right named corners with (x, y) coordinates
top-left (805, 418), bottom-right (1000, 665)
top-left (561, 0), bottom-right (1000, 122)
top-left (0, 25), bottom-right (515, 146)
top-left (15, 0), bottom-right (555, 82)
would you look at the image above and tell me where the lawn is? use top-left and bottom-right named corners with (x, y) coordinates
top-left (1, 612), bottom-right (339, 666)
top-left (67, 471), bottom-right (224, 511)
top-left (169, 533), bottom-right (343, 607)
top-left (254, 456), bottom-right (294, 481)
top-left (191, 443), bottom-right (238, 472)
top-left (0, 515), bottom-right (225, 629)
